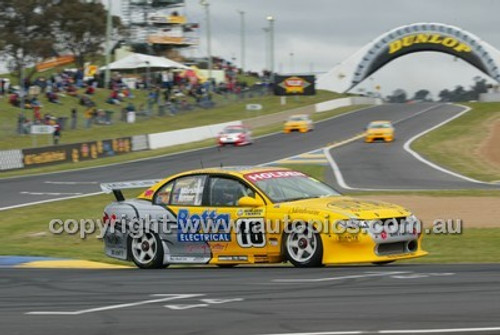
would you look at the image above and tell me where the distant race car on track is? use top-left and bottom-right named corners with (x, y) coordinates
top-left (283, 114), bottom-right (314, 133)
top-left (101, 167), bottom-right (427, 269)
top-left (216, 125), bottom-right (253, 146)
top-left (365, 120), bottom-right (395, 142)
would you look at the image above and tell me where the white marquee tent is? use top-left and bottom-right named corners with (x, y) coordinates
top-left (100, 53), bottom-right (189, 71)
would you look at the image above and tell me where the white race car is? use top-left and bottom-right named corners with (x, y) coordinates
top-left (216, 125), bottom-right (253, 146)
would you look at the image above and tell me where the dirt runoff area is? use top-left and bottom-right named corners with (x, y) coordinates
top-left (356, 195), bottom-right (500, 228)
top-left (478, 120), bottom-right (500, 171)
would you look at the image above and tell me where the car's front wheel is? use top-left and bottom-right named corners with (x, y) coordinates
top-left (129, 232), bottom-right (165, 269)
top-left (284, 223), bottom-right (323, 267)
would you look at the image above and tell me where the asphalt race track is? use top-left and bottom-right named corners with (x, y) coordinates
top-left (1, 264), bottom-right (499, 335)
top-left (327, 103), bottom-right (499, 190)
top-left (2, 104), bottom-right (500, 335)
top-left (1, 102), bottom-right (498, 210)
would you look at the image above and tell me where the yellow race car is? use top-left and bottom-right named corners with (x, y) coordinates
top-left (365, 120), bottom-right (395, 142)
top-left (284, 114), bottom-right (314, 133)
top-left (101, 167), bottom-right (426, 268)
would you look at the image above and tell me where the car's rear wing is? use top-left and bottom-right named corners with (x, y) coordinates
top-left (100, 179), bottom-right (162, 201)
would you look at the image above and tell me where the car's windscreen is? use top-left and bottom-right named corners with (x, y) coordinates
top-left (223, 128), bottom-right (243, 134)
top-left (368, 123), bottom-right (391, 129)
top-left (244, 171), bottom-right (340, 203)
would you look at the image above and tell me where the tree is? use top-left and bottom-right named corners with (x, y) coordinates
top-left (412, 89), bottom-right (430, 101)
top-left (386, 89), bottom-right (407, 103)
top-left (50, 0), bottom-right (124, 67)
top-left (469, 76), bottom-right (488, 100)
top-left (438, 89), bottom-right (451, 102)
top-left (0, 0), bottom-right (57, 79)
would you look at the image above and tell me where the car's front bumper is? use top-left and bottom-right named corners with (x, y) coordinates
top-left (365, 134), bottom-right (394, 142)
top-left (321, 230), bottom-right (427, 264)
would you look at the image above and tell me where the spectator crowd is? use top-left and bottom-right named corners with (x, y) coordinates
top-left (2, 57), bottom-right (274, 146)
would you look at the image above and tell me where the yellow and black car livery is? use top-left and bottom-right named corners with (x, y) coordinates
top-left (101, 167), bottom-right (426, 269)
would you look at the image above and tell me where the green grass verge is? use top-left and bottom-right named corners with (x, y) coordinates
top-left (412, 102), bottom-right (500, 182)
top-left (0, 191), bottom-right (136, 265)
top-left (0, 188), bottom-right (498, 264)
top-left (403, 228), bottom-right (500, 263)
top-left (0, 89), bottom-right (343, 150)
top-left (0, 104), bottom-right (364, 178)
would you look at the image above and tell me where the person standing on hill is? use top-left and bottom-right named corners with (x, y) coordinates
top-left (71, 108), bottom-right (77, 129)
top-left (53, 123), bottom-right (61, 145)
top-left (0, 78), bottom-right (5, 96)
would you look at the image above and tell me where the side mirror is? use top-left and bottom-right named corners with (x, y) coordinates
top-left (237, 196), bottom-right (263, 207)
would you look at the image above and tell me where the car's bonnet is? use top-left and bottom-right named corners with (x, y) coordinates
top-left (282, 196), bottom-right (410, 219)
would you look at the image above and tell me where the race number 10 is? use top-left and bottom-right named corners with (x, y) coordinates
top-left (236, 218), bottom-right (266, 248)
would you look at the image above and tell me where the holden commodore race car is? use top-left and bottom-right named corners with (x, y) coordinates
top-left (216, 125), bottom-right (253, 146)
top-left (283, 114), bottom-right (314, 133)
top-left (365, 120), bottom-right (395, 143)
top-left (101, 167), bottom-right (427, 269)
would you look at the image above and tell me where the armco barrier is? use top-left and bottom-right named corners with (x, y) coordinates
top-left (132, 135), bottom-right (149, 152)
top-left (315, 97), bottom-right (382, 113)
top-left (148, 120), bottom-right (242, 150)
top-left (21, 137), bottom-right (133, 169)
top-left (0, 150), bottom-right (24, 171)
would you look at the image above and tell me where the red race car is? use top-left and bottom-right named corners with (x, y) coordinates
top-left (216, 125), bottom-right (253, 147)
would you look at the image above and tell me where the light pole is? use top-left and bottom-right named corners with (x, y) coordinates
top-left (200, 0), bottom-right (212, 82)
top-left (266, 16), bottom-right (274, 80)
top-left (104, 0), bottom-right (112, 89)
top-left (262, 27), bottom-right (270, 71)
top-left (237, 10), bottom-right (245, 74)
top-left (289, 52), bottom-right (294, 73)
top-left (145, 61), bottom-right (151, 89)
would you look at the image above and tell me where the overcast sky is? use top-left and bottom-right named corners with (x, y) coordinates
top-left (174, 0), bottom-right (500, 96)
top-left (3, 0), bottom-right (499, 97)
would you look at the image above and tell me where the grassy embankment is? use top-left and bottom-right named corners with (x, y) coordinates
top-left (412, 102), bottom-right (500, 182)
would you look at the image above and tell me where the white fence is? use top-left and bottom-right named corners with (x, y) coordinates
top-left (315, 97), bottom-right (382, 113)
top-left (148, 120), bottom-right (243, 150)
top-left (0, 150), bottom-right (24, 171)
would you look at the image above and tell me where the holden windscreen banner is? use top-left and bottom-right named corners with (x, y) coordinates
top-left (274, 75), bottom-right (316, 96)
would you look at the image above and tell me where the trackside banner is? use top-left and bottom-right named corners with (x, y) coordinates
top-left (22, 137), bottom-right (133, 168)
top-left (274, 75), bottom-right (316, 96)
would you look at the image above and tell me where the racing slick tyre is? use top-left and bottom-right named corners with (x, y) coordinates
top-left (372, 260), bottom-right (395, 266)
top-left (129, 231), bottom-right (166, 269)
top-left (284, 223), bottom-right (323, 267)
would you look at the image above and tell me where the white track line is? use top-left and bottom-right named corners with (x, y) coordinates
top-left (272, 271), bottom-right (408, 283)
top-left (44, 181), bottom-right (99, 185)
top-left (325, 103), bottom-right (496, 191)
top-left (257, 326), bottom-right (500, 335)
top-left (403, 104), bottom-right (491, 185)
top-left (20, 192), bottom-right (83, 196)
top-left (324, 104), bottom-right (444, 191)
top-left (0, 192), bottom-right (104, 211)
top-left (26, 293), bottom-right (203, 315)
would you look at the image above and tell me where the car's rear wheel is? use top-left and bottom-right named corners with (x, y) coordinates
top-left (284, 223), bottom-right (323, 267)
top-left (130, 232), bottom-right (165, 269)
